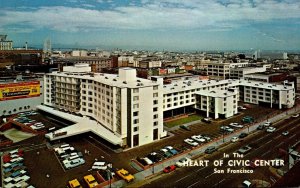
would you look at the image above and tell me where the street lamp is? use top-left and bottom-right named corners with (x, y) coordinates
top-left (106, 163), bottom-right (113, 188)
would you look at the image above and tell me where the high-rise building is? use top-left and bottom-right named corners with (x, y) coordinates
top-left (42, 64), bottom-right (166, 148)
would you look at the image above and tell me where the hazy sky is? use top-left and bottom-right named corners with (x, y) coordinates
top-left (1, 0), bottom-right (300, 51)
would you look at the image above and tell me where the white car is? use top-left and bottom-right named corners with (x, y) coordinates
top-left (92, 162), bottom-right (107, 170)
top-left (238, 106), bottom-right (247, 110)
top-left (292, 114), bottom-right (299, 118)
top-left (176, 157), bottom-right (192, 167)
top-left (142, 157), bottom-right (153, 165)
top-left (282, 131), bottom-right (289, 136)
top-left (231, 137), bottom-right (239, 143)
top-left (229, 123), bottom-right (243, 128)
top-left (266, 127), bottom-right (276, 133)
top-left (64, 158), bottom-right (85, 169)
top-left (263, 122), bottom-right (272, 127)
top-left (184, 138), bottom-right (199, 146)
top-left (191, 135), bottom-right (206, 143)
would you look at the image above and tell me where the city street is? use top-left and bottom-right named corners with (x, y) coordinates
top-left (142, 116), bottom-right (300, 188)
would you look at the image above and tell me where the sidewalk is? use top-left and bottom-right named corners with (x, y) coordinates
top-left (105, 105), bottom-right (300, 188)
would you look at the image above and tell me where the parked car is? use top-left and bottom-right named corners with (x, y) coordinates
top-left (282, 131), bottom-right (289, 136)
top-left (180, 125), bottom-right (191, 131)
top-left (136, 157), bottom-right (148, 166)
top-left (176, 157), bottom-right (192, 167)
top-left (69, 179), bottom-right (82, 188)
top-left (229, 123), bottom-right (243, 128)
top-left (220, 126), bottom-right (234, 133)
top-left (257, 125), bottom-right (264, 130)
top-left (165, 146), bottom-right (178, 155)
top-left (116, 169), bottom-right (134, 183)
top-left (242, 116), bottom-right (254, 123)
top-left (160, 148), bottom-right (173, 158)
top-left (202, 117), bottom-right (212, 123)
top-left (238, 145), bottom-right (252, 154)
top-left (205, 146), bottom-right (217, 154)
top-left (220, 126), bottom-right (230, 131)
top-left (142, 157), bottom-right (153, 165)
top-left (92, 162), bottom-right (108, 170)
top-left (84, 175), bottom-right (98, 188)
top-left (191, 135), bottom-right (206, 143)
top-left (239, 132), bottom-right (248, 138)
top-left (263, 121), bottom-right (272, 127)
top-left (292, 114), bottom-right (299, 118)
top-left (184, 138), bottom-right (199, 146)
top-left (266, 127), bottom-right (276, 133)
top-left (231, 137), bottom-right (239, 143)
top-left (202, 135), bottom-right (211, 142)
top-left (64, 158), bottom-right (85, 169)
top-left (147, 152), bottom-right (162, 163)
top-left (238, 106), bottom-right (247, 110)
top-left (163, 165), bottom-right (176, 173)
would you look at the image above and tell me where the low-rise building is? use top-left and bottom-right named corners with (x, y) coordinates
top-left (0, 74), bottom-right (44, 116)
top-left (230, 66), bottom-right (267, 79)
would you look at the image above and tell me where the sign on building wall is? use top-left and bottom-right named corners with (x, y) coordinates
top-left (0, 81), bottom-right (40, 101)
top-left (159, 68), bottom-right (167, 75)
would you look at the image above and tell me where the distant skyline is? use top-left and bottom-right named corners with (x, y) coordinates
top-left (1, 0), bottom-right (300, 51)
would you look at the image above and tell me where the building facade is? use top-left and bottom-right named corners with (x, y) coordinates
top-left (162, 77), bottom-right (295, 119)
top-left (0, 75), bottom-right (44, 116)
top-left (43, 64), bottom-right (166, 148)
top-left (0, 35), bottom-right (13, 50)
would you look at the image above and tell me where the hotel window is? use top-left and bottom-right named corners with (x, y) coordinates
top-left (153, 107), bottom-right (158, 112)
top-left (133, 111), bottom-right (139, 116)
top-left (153, 114), bottom-right (158, 119)
top-left (133, 119), bottom-right (139, 124)
top-left (153, 93), bottom-right (158, 97)
top-left (133, 96), bottom-right (139, 101)
top-left (133, 88), bottom-right (139, 93)
top-left (153, 100), bottom-right (158, 105)
top-left (134, 127), bottom-right (139, 132)
top-left (133, 104), bottom-right (139, 109)
top-left (154, 121), bottom-right (158, 126)
top-left (153, 86), bottom-right (158, 90)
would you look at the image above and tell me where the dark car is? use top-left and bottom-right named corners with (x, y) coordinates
top-left (205, 146), bottom-right (217, 154)
top-left (257, 125), bottom-right (264, 130)
top-left (239, 132), bottom-right (248, 138)
top-left (136, 157), bottom-right (148, 166)
top-left (180, 125), bottom-right (191, 131)
top-left (163, 165), bottom-right (176, 173)
top-left (147, 152), bottom-right (162, 163)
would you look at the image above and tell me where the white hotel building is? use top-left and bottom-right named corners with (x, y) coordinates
top-left (41, 64), bottom-right (166, 148)
top-left (162, 77), bottom-right (295, 119)
top-left (40, 64), bottom-right (295, 148)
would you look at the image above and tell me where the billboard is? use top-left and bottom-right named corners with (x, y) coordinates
top-left (0, 81), bottom-right (40, 101)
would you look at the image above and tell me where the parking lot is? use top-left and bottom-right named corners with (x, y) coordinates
top-left (0, 104), bottom-right (281, 187)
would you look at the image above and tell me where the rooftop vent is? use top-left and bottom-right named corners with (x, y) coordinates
top-left (123, 81), bottom-right (127, 84)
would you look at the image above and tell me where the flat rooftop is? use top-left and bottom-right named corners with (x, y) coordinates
top-left (38, 105), bottom-right (122, 145)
